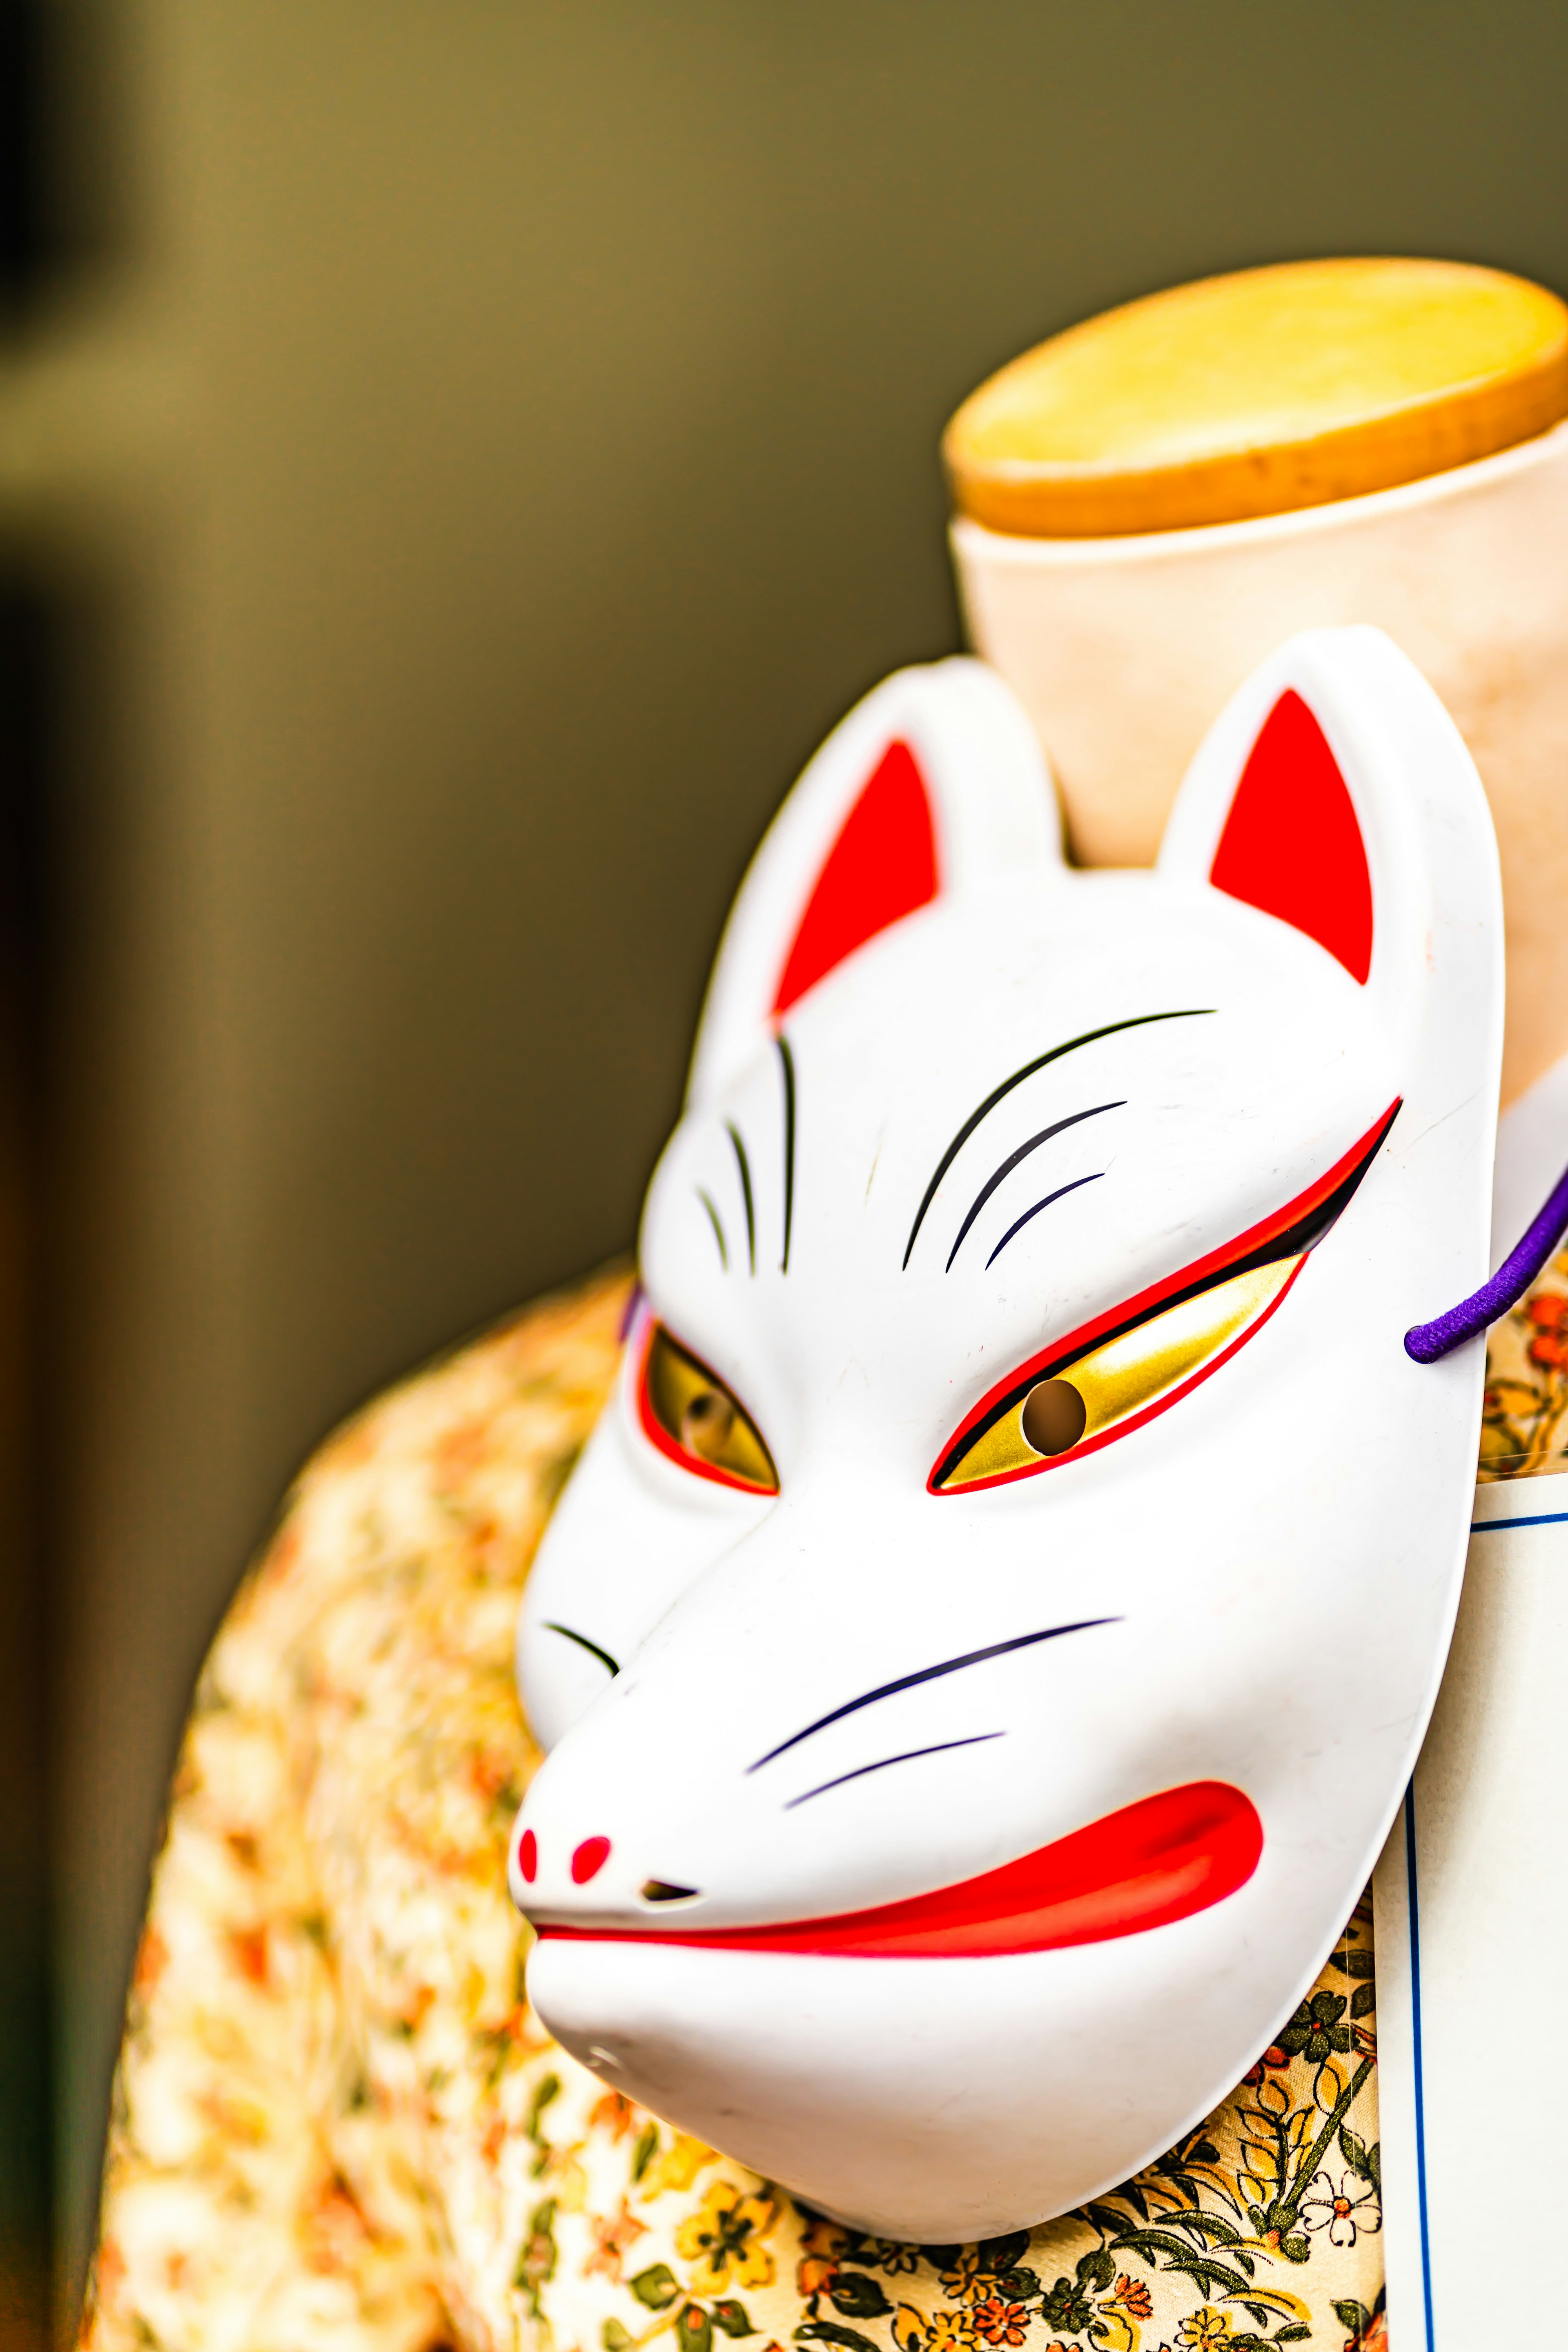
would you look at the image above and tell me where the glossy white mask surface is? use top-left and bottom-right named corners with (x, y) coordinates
top-left (510, 629), bottom-right (1501, 2240)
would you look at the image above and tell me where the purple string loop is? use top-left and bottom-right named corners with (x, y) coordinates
top-left (1405, 1159), bottom-right (1568, 1363)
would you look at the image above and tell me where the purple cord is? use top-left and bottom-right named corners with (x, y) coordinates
top-left (1405, 1159), bottom-right (1568, 1362)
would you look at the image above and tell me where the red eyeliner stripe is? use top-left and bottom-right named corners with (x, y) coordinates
top-left (636, 1326), bottom-right (773, 1496)
top-left (931, 1099), bottom-right (1399, 1489)
top-left (932, 1257), bottom-right (1304, 1496)
top-left (637, 1328), bottom-right (724, 1490)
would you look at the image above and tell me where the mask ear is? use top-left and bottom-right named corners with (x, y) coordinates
top-left (1157, 624), bottom-right (1490, 1029)
top-left (688, 657), bottom-right (1062, 1106)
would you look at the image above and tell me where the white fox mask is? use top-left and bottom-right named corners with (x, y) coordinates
top-left (510, 628), bottom-right (1501, 2241)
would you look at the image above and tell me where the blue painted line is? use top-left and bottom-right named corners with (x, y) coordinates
top-left (1470, 1508), bottom-right (1568, 1533)
top-left (1405, 1789), bottom-right (1435, 2352)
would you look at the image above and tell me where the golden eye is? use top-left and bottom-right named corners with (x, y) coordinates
top-left (639, 1323), bottom-right (779, 1494)
top-left (936, 1256), bottom-right (1300, 1492)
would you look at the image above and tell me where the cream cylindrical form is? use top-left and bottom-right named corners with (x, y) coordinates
top-left (953, 419), bottom-right (1568, 1103)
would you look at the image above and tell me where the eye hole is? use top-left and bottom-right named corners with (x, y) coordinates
top-left (638, 1323), bottom-right (779, 1495)
top-left (1020, 1379), bottom-right (1087, 1456)
top-left (935, 1258), bottom-right (1300, 1493)
top-left (931, 1100), bottom-right (1400, 1497)
top-left (681, 1388), bottom-right (735, 1461)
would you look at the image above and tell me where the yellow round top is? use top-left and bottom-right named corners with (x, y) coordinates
top-left (944, 257), bottom-right (1568, 538)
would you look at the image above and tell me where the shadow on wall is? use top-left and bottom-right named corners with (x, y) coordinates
top-left (0, 0), bottom-right (1566, 2330)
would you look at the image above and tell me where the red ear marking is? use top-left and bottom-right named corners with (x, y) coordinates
top-left (771, 739), bottom-right (938, 1015)
top-left (1208, 690), bottom-right (1374, 984)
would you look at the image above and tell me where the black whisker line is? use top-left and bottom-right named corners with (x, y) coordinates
top-left (777, 1033), bottom-right (796, 1272)
top-left (986, 1174), bottom-right (1103, 1268)
top-left (784, 1733), bottom-right (1004, 1809)
top-left (696, 1188), bottom-right (728, 1270)
top-left (902, 1010), bottom-right (1215, 1269)
top-left (543, 1622), bottom-right (621, 1677)
top-left (748, 1618), bottom-right (1116, 1770)
top-left (726, 1122), bottom-right (756, 1274)
top-left (946, 1104), bottom-right (1122, 1272)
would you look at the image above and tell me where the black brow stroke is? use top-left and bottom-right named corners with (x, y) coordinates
top-left (748, 1619), bottom-right (1116, 1771)
top-left (726, 1121), bottom-right (755, 1273)
top-left (777, 1035), bottom-right (796, 1272)
top-left (987, 1172), bottom-right (1104, 1268)
top-left (945, 1102), bottom-right (1123, 1271)
top-left (902, 1010), bottom-right (1215, 1269)
top-left (696, 1188), bottom-right (728, 1269)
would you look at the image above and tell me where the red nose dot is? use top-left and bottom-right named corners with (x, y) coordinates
top-left (518, 1829), bottom-right (537, 1883)
top-left (571, 1836), bottom-right (611, 1885)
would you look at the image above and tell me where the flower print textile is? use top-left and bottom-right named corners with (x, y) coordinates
top-left (674, 2183), bottom-right (781, 2296)
top-left (1298, 2166), bottom-right (1382, 2247)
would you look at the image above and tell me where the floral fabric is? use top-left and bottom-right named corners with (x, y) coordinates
top-left (1480, 1246), bottom-right (1568, 1473)
top-left (88, 1247), bottom-right (1559, 2352)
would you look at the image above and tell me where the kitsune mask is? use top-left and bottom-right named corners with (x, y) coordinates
top-left (511, 629), bottom-right (1500, 2240)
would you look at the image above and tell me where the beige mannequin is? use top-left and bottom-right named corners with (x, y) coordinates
top-left (945, 258), bottom-right (1568, 1105)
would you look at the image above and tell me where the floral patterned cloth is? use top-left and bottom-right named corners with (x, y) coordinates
top-left (85, 1247), bottom-right (1561, 2352)
top-left (1480, 1247), bottom-right (1568, 1474)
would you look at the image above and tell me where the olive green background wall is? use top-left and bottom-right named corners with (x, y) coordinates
top-left (2, 0), bottom-right (1566, 2324)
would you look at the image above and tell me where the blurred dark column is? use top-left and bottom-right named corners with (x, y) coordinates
top-left (0, 5), bottom-right (60, 2340)
top-left (0, 580), bottom-right (54, 2350)
top-left (0, 4), bottom-right (45, 307)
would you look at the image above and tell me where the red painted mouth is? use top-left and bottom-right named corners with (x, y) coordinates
top-left (532, 1780), bottom-right (1261, 1959)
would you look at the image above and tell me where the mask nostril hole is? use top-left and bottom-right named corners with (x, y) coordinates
top-left (571, 1836), bottom-right (611, 1884)
top-left (517, 1829), bottom-right (537, 1883)
top-left (1021, 1378), bottom-right (1087, 1457)
top-left (641, 1880), bottom-right (699, 1903)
